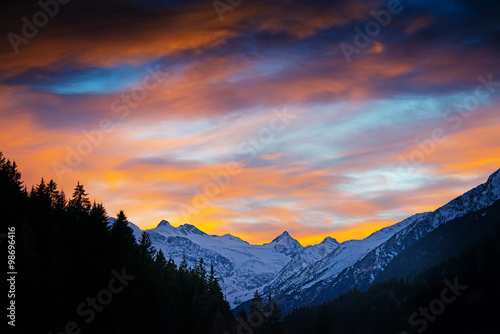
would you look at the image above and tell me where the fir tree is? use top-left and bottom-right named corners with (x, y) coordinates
top-left (155, 249), bottom-right (168, 270)
top-left (166, 258), bottom-right (177, 272)
top-left (0, 152), bottom-right (24, 224)
top-left (179, 254), bottom-right (188, 272)
top-left (47, 179), bottom-right (59, 208)
top-left (250, 290), bottom-right (265, 314)
top-left (112, 210), bottom-right (132, 235)
top-left (89, 201), bottom-right (109, 230)
top-left (193, 258), bottom-right (207, 280)
top-left (110, 210), bottom-right (137, 262)
top-left (0, 152), bottom-right (23, 191)
top-left (139, 231), bottom-right (156, 259)
top-left (265, 292), bottom-right (282, 324)
top-left (68, 181), bottom-right (91, 213)
top-left (35, 178), bottom-right (48, 198)
top-left (54, 190), bottom-right (67, 211)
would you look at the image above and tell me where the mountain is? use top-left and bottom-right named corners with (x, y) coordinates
top-left (375, 197), bottom-right (500, 283)
top-left (266, 231), bottom-right (303, 255)
top-left (117, 168), bottom-right (500, 312)
top-left (269, 168), bottom-right (500, 312)
top-left (141, 221), bottom-right (304, 307)
top-left (281, 203), bottom-right (500, 334)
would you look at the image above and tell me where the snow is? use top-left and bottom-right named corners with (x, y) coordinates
top-left (143, 223), bottom-right (303, 307)
top-left (111, 168), bottom-right (500, 310)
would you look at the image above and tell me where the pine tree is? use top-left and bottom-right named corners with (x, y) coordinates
top-left (68, 181), bottom-right (91, 213)
top-left (89, 201), bottom-right (109, 230)
top-left (31, 178), bottom-right (51, 205)
top-left (112, 210), bottom-right (132, 235)
top-left (193, 258), bottom-right (206, 280)
top-left (0, 152), bottom-right (24, 224)
top-left (265, 292), bottom-right (282, 324)
top-left (139, 231), bottom-right (156, 259)
top-left (207, 265), bottom-right (218, 292)
top-left (207, 264), bottom-right (225, 301)
top-left (54, 190), bottom-right (67, 211)
top-left (110, 210), bottom-right (137, 261)
top-left (35, 178), bottom-right (48, 197)
top-left (30, 178), bottom-right (52, 211)
top-left (0, 152), bottom-right (23, 191)
top-left (179, 254), bottom-right (188, 272)
top-left (166, 258), bottom-right (177, 272)
top-left (47, 179), bottom-right (59, 208)
top-left (250, 290), bottom-right (264, 314)
top-left (155, 249), bottom-right (168, 270)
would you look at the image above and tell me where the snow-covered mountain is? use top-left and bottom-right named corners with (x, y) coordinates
top-left (110, 168), bottom-right (500, 311)
top-left (267, 168), bottom-right (500, 312)
top-left (144, 221), bottom-right (305, 307)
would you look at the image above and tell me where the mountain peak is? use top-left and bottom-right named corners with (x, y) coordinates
top-left (154, 220), bottom-right (178, 235)
top-left (269, 231), bottom-right (303, 255)
top-left (178, 224), bottom-right (206, 236)
top-left (157, 220), bottom-right (172, 228)
top-left (320, 236), bottom-right (340, 246)
top-left (272, 231), bottom-right (292, 242)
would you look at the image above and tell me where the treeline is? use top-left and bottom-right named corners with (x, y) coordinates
top-left (235, 290), bottom-right (284, 334)
top-left (1, 152), bottom-right (233, 334)
top-left (282, 200), bottom-right (500, 334)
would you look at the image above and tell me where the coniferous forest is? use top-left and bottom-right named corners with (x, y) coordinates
top-left (1, 152), bottom-right (233, 334)
top-left (281, 200), bottom-right (500, 334)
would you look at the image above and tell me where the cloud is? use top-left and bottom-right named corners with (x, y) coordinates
top-left (2, 0), bottom-right (500, 245)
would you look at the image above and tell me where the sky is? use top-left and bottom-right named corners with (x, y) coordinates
top-left (1, 0), bottom-right (500, 245)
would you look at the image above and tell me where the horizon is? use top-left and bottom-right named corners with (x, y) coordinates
top-left (113, 165), bottom-right (499, 247)
top-left (2, 0), bottom-right (500, 246)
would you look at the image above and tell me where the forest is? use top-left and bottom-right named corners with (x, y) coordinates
top-left (281, 200), bottom-right (500, 334)
top-left (1, 152), bottom-right (234, 334)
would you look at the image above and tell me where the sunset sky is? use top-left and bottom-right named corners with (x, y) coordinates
top-left (1, 0), bottom-right (499, 245)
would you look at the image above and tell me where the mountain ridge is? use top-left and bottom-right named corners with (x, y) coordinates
top-left (113, 168), bottom-right (500, 311)
top-left (270, 168), bottom-right (500, 312)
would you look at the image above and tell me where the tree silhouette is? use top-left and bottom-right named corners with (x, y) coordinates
top-left (1, 152), bottom-right (234, 334)
top-left (90, 201), bottom-right (109, 231)
top-left (155, 249), bottom-right (168, 270)
top-left (47, 179), bottom-right (59, 208)
top-left (250, 290), bottom-right (265, 315)
top-left (68, 181), bottom-right (91, 213)
top-left (265, 292), bottom-right (282, 325)
top-left (139, 231), bottom-right (156, 259)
